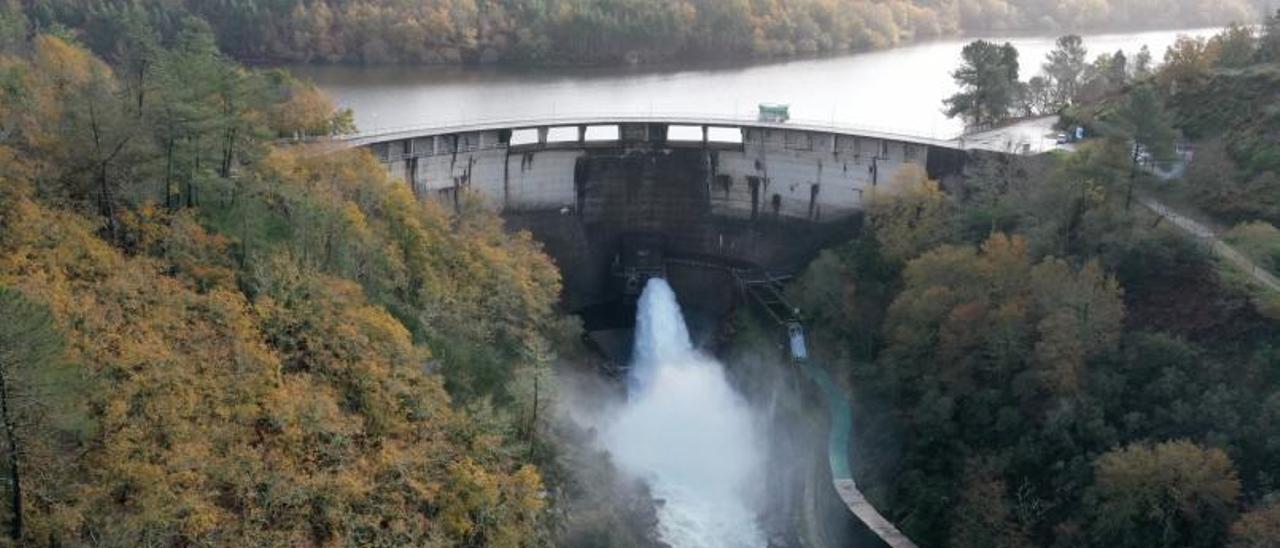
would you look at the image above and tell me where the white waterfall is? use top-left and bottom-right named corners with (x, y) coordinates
top-left (602, 278), bottom-right (765, 547)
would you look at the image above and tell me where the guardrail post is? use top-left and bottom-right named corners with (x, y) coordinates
top-left (537, 127), bottom-right (549, 145)
top-left (578, 125), bottom-right (587, 144)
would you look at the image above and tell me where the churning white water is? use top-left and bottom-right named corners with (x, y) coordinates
top-left (603, 279), bottom-right (765, 547)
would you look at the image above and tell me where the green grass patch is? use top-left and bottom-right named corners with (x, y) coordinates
top-left (1223, 221), bottom-right (1280, 277)
top-left (1212, 244), bottom-right (1280, 321)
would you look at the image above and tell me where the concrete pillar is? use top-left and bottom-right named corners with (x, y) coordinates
top-left (537, 127), bottom-right (549, 145)
top-left (620, 124), bottom-right (647, 142)
top-left (649, 124), bottom-right (668, 145)
top-left (406, 157), bottom-right (419, 194)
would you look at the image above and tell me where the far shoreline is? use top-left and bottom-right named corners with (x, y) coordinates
top-left (259, 23), bottom-right (1233, 74)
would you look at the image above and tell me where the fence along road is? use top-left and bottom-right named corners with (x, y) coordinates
top-left (1140, 196), bottom-right (1280, 293)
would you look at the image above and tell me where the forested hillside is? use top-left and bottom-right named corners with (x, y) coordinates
top-left (0, 15), bottom-right (571, 546)
top-left (1063, 14), bottom-right (1280, 271)
top-left (7, 0), bottom-right (1270, 65)
top-left (790, 21), bottom-right (1280, 548)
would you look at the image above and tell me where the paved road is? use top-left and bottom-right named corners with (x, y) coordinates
top-left (958, 116), bottom-right (1072, 154)
top-left (1140, 196), bottom-right (1280, 293)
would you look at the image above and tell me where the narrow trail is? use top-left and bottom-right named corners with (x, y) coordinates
top-left (1139, 196), bottom-right (1280, 293)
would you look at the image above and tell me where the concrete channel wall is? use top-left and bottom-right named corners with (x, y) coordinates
top-left (740, 274), bottom-right (918, 548)
top-left (797, 359), bottom-right (918, 548)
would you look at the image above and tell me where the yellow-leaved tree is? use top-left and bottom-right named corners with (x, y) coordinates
top-left (0, 163), bottom-right (552, 545)
top-left (867, 164), bottom-right (952, 264)
top-left (885, 233), bottom-right (1125, 406)
top-left (1087, 440), bottom-right (1241, 548)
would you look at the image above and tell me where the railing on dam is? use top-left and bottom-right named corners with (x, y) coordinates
top-left (328, 112), bottom-right (963, 150)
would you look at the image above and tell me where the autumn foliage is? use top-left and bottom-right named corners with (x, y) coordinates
top-left (0, 29), bottom-right (560, 546)
top-left (15, 0), bottom-right (1268, 65)
top-left (792, 138), bottom-right (1279, 545)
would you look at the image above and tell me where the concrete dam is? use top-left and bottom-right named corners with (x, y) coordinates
top-left (355, 117), bottom-right (965, 313)
top-left (349, 116), bottom-right (965, 548)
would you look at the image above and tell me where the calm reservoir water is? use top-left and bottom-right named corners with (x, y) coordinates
top-left (296, 27), bottom-right (1219, 140)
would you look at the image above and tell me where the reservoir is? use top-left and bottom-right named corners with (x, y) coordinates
top-left (295, 27), bottom-right (1217, 140)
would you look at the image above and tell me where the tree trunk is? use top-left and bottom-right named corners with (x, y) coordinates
top-left (186, 136), bottom-right (198, 209)
top-left (165, 137), bottom-right (175, 210)
top-left (135, 63), bottom-right (147, 118)
top-left (220, 126), bottom-right (237, 179)
top-left (1126, 143), bottom-right (1140, 212)
top-left (0, 374), bottom-right (22, 541)
top-left (526, 374), bottom-right (539, 458)
top-left (97, 163), bottom-right (117, 242)
top-left (239, 187), bottom-right (249, 270)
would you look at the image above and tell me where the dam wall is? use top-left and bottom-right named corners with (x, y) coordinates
top-left (371, 123), bottom-right (944, 222)
top-left (363, 121), bottom-right (962, 310)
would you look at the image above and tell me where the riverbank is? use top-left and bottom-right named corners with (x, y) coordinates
top-left (263, 23), bottom-right (1234, 70)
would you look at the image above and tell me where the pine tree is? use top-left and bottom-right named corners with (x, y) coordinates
top-left (0, 287), bottom-right (77, 542)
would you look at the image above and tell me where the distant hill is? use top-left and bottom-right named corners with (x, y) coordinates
top-left (10, 0), bottom-right (1271, 66)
